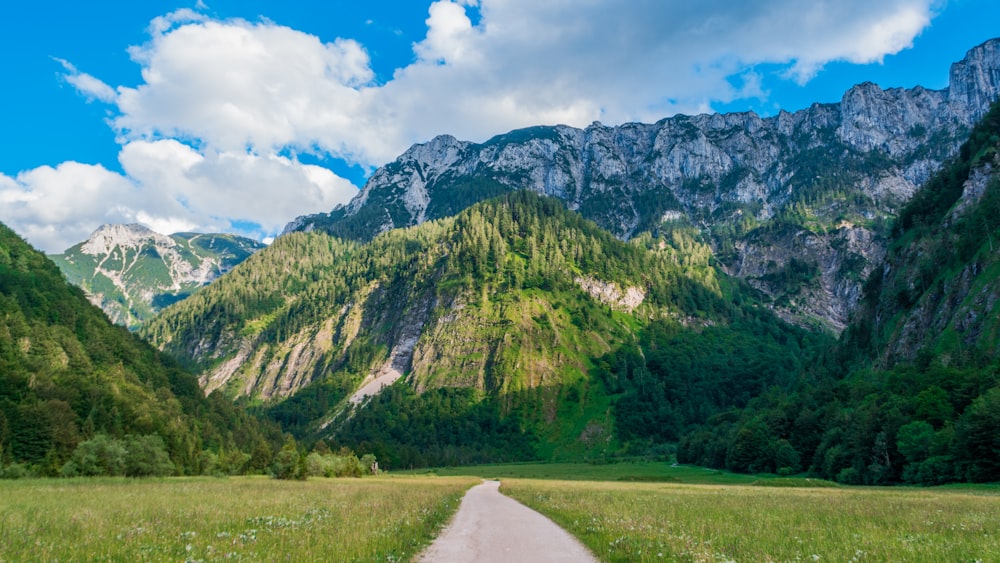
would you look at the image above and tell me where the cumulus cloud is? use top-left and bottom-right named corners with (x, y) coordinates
top-left (103, 0), bottom-right (938, 164)
top-left (0, 162), bottom-right (139, 252)
top-left (115, 12), bottom-right (375, 160)
top-left (2, 0), bottom-right (938, 251)
top-left (1, 143), bottom-right (357, 252)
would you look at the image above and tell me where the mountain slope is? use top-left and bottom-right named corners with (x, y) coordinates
top-left (50, 224), bottom-right (264, 329)
top-left (286, 38), bottom-right (1000, 332)
top-left (676, 100), bottom-right (1000, 484)
top-left (0, 222), bottom-right (277, 475)
top-left (846, 98), bottom-right (1000, 368)
top-left (143, 192), bottom-right (826, 465)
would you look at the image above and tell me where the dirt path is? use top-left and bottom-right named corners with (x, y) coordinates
top-left (416, 480), bottom-right (598, 562)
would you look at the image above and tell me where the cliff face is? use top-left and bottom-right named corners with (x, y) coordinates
top-left (288, 38), bottom-right (1000, 332)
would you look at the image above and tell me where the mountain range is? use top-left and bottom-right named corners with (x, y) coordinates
top-left (3, 37), bottom-right (999, 483)
top-left (286, 38), bottom-right (1000, 333)
top-left (50, 224), bottom-right (264, 329)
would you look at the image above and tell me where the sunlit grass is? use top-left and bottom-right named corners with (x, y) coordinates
top-left (501, 479), bottom-right (1000, 562)
top-left (0, 475), bottom-right (477, 561)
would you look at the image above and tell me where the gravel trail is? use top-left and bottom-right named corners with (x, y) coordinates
top-left (416, 480), bottom-right (598, 562)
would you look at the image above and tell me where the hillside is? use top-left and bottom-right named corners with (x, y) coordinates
top-left (142, 192), bottom-right (826, 466)
top-left (286, 38), bottom-right (1000, 332)
top-left (0, 222), bottom-right (278, 476)
top-left (675, 100), bottom-right (1000, 485)
top-left (50, 224), bottom-right (264, 329)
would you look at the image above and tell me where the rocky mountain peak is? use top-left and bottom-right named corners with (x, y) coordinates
top-left (404, 134), bottom-right (468, 166)
top-left (81, 223), bottom-right (175, 256)
top-left (949, 37), bottom-right (1000, 118)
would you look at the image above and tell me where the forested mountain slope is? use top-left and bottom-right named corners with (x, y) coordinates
top-left (0, 223), bottom-right (277, 476)
top-left (143, 192), bottom-right (826, 466)
top-left (674, 100), bottom-right (1000, 485)
top-left (51, 224), bottom-right (264, 329)
top-left (286, 39), bottom-right (1000, 332)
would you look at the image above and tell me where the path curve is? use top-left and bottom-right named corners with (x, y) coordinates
top-left (416, 480), bottom-right (597, 563)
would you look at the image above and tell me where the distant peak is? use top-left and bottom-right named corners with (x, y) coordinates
top-left (81, 223), bottom-right (174, 256)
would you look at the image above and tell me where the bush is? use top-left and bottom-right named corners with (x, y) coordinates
top-left (123, 435), bottom-right (174, 477)
top-left (836, 467), bottom-right (862, 485)
top-left (60, 434), bottom-right (174, 477)
top-left (304, 449), bottom-right (368, 478)
top-left (271, 438), bottom-right (306, 480)
top-left (1, 463), bottom-right (30, 479)
top-left (62, 434), bottom-right (127, 477)
top-left (903, 456), bottom-right (956, 485)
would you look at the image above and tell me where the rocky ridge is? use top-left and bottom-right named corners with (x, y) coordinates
top-left (287, 38), bottom-right (1000, 332)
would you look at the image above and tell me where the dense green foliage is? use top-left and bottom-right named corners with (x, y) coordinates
top-left (334, 387), bottom-right (538, 469)
top-left (59, 434), bottom-right (174, 478)
top-left (0, 223), bottom-right (279, 477)
top-left (598, 316), bottom-right (819, 448)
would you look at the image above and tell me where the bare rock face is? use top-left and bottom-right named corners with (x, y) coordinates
top-left (288, 39), bottom-right (1000, 332)
top-left (575, 276), bottom-right (645, 313)
top-left (949, 39), bottom-right (1000, 119)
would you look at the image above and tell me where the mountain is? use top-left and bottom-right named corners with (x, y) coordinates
top-left (846, 99), bottom-right (1000, 369)
top-left (286, 38), bottom-right (1000, 333)
top-left (676, 100), bottom-right (1000, 484)
top-left (50, 224), bottom-right (265, 329)
top-left (141, 192), bottom-right (826, 466)
top-left (0, 222), bottom-right (278, 476)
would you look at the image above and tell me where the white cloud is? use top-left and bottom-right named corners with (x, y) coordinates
top-left (4, 0), bottom-right (938, 252)
top-left (0, 142), bottom-right (357, 253)
top-left (101, 0), bottom-right (937, 165)
top-left (115, 16), bottom-right (375, 160)
top-left (55, 58), bottom-right (117, 103)
top-left (118, 140), bottom-right (357, 231)
top-left (0, 162), bottom-right (138, 252)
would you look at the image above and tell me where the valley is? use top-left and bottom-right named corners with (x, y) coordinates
top-left (2, 36), bottom-right (1000, 493)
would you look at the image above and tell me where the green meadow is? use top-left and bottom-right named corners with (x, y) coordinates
top-left (501, 479), bottom-right (1000, 562)
top-left (2, 465), bottom-right (998, 562)
top-left (0, 475), bottom-right (476, 562)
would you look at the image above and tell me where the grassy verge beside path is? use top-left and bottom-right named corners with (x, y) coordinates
top-left (0, 475), bottom-right (477, 561)
top-left (501, 479), bottom-right (1000, 562)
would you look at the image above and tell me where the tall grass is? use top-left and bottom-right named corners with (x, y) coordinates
top-left (502, 479), bottom-right (1000, 562)
top-left (0, 475), bottom-right (476, 561)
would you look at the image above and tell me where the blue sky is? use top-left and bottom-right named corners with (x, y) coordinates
top-left (1, 0), bottom-right (998, 252)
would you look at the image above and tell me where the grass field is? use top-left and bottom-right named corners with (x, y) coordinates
top-left (501, 478), bottom-right (1000, 562)
top-left (0, 475), bottom-right (477, 561)
top-left (419, 460), bottom-right (834, 486)
top-left (3, 465), bottom-right (998, 562)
